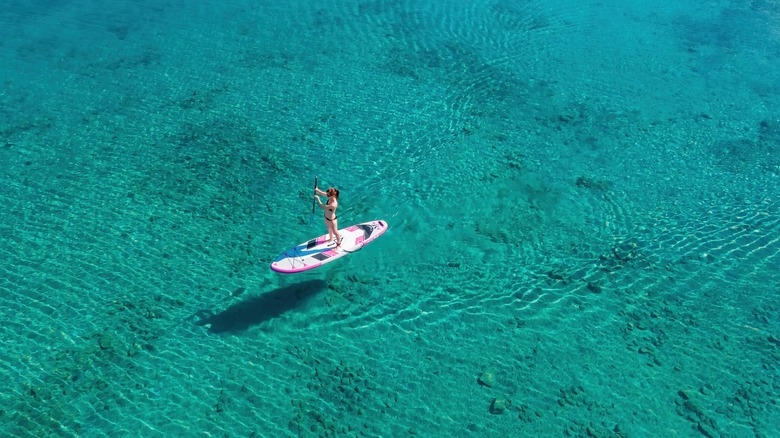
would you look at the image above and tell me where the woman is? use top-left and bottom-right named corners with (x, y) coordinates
top-left (314, 186), bottom-right (340, 246)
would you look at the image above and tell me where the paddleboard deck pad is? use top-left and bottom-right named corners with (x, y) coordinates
top-left (271, 220), bottom-right (388, 274)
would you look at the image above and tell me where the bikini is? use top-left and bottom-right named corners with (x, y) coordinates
top-left (325, 198), bottom-right (337, 221)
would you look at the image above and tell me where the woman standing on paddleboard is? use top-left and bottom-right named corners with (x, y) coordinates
top-left (315, 186), bottom-right (340, 246)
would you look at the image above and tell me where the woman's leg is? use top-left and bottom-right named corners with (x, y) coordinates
top-left (332, 220), bottom-right (340, 246)
top-left (324, 219), bottom-right (333, 242)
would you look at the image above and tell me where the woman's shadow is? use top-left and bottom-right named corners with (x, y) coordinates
top-left (193, 279), bottom-right (326, 334)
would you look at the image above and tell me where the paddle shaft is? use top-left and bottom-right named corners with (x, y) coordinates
top-left (311, 176), bottom-right (318, 214)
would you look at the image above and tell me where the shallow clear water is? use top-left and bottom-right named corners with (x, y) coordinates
top-left (1, 0), bottom-right (778, 436)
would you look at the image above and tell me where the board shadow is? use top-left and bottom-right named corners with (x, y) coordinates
top-left (193, 279), bottom-right (326, 334)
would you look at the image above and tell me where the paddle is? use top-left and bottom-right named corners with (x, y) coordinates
top-left (310, 175), bottom-right (318, 222)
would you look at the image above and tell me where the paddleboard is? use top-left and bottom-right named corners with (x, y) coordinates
top-left (270, 220), bottom-right (388, 274)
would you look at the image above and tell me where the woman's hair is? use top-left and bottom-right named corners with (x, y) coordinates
top-left (328, 187), bottom-right (340, 199)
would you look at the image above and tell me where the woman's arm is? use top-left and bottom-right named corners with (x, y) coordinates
top-left (314, 187), bottom-right (327, 196)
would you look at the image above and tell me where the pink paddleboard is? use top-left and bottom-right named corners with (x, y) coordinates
top-left (270, 220), bottom-right (388, 274)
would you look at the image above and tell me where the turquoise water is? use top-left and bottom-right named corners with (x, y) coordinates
top-left (1, 0), bottom-right (778, 436)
